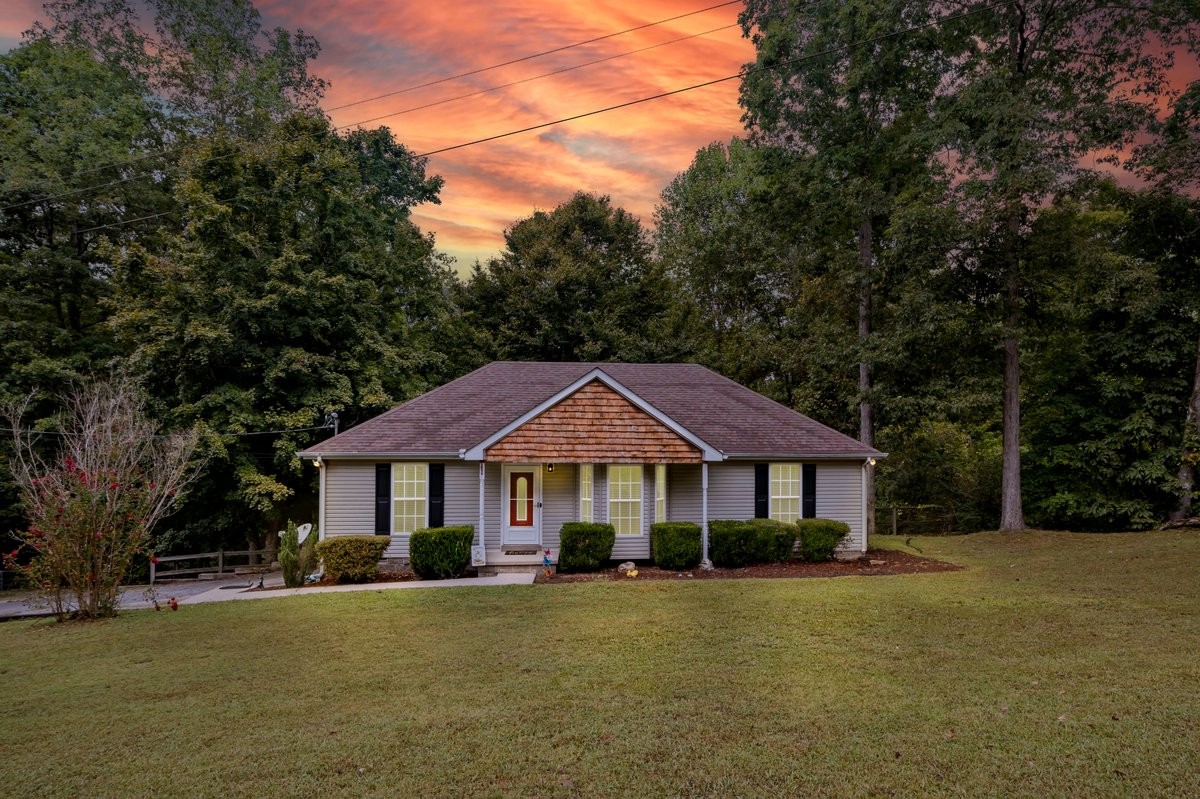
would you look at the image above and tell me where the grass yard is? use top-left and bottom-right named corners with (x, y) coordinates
top-left (1, 531), bottom-right (1197, 798)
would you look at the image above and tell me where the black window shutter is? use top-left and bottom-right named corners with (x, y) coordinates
top-left (428, 463), bottom-right (445, 528)
top-left (374, 463), bottom-right (391, 535)
top-left (754, 463), bottom-right (769, 519)
top-left (802, 463), bottom-right (817, 519)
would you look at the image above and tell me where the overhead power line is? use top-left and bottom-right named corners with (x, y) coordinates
top-left (338, 23), bottom-right (738, 130)
top-left (1, 22), bottom-right (737, 213)
top-left (326, 0), bottom-right (743, 112)
top-left (76, 2), bottom-right (1009, 237)
top-left (5, 0), bottom-right (742, 200)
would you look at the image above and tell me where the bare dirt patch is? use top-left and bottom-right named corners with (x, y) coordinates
top-left (536, 548), bottom-right (960, 584)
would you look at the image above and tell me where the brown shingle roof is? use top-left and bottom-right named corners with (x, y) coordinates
top-left (302, 362), bottom-right (881, 459)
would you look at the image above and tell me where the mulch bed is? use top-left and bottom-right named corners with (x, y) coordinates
top-left (535, 548), bottom-right (961, 583)
top-left (248, 549), bottom-right (959, 590)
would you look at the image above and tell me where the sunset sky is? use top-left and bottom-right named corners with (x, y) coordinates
top-left (1, 0), bottom-right (753, 269)
top-left (2, 3), bottom-right (1194, 270)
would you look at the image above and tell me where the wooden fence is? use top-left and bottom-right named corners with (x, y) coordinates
top-left (875, 505), bottom-right (957, 535)
top-left (150, 549), bottom-right (271, 584)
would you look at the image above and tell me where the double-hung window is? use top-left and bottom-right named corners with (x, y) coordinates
top-left (392, 463), bottom-right (428, 534)
top-left (607, 465), bottom-right (643, 536)
top-left (769, 463), bottom-right (801, 523)
top-left (654, 464), bottom-right (667, 524)
top-left (579, 464), bottom-right (594, 523)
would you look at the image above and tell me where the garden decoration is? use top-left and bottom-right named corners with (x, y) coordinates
top-left (543, 548), bottom-right (553, 578)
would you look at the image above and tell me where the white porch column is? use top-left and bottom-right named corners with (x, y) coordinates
top-left (474, 462), bottom-right (487, 565)
top-left (701, 461), bottom-right (712, 568)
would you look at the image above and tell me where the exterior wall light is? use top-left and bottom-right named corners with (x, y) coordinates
top-left (546, 463), bottom-right (555, 473)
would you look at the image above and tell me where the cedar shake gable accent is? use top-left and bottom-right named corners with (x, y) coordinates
top-left (484, 380), bottom-right (702, 463)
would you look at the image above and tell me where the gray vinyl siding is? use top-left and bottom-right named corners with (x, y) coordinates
top-left (664, 462), bottom-right (755, 523)
top-left (668, 464), bottom-right (701, 521)
top-left (815, 461), bottom-right (866, 552)
top-left (541, 464), bottom-right (575, 554)
top-left (320, 457), bottom-right (866, 563)
top-left (324, 460), bottom-right (376, 537)
top-left (324, 460), bottom-right (481, 560)
top-left (484, 462), bottom-right (502, 546)
top-left (444, 461), bottom-right (479, 541)
top-left (663, 461), bottom-right (865, 552)
top-left (707, 462), bottom-right (756, 520)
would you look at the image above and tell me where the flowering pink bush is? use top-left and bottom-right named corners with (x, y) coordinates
top-left (4, 378), bottom-right (201, 620)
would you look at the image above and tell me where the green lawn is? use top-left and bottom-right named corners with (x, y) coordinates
top-left (1, 532), bottom-right (1197, 798)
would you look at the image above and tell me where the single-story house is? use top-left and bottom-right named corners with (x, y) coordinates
top-left (299, 362), bottom-right (884, 569)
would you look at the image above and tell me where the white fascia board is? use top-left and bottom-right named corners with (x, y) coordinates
top-left (297, 451), bottom-right (461, 460)
top-left (462, 367), bottom-right (724, 462)
top-left (723, 452), bottom-right (889, 461)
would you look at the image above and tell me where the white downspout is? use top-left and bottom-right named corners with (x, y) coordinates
top-left (701, 461), bottom-right (712, 569)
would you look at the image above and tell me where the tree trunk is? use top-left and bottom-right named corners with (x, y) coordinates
top-left (858, 218), bottom-right (876, 538)
top-left (1169, 332), bottom-right (1200, 521)
top-left (999, 218), bottom-right (1025, 531)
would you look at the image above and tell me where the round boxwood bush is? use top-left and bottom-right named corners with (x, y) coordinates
top-left (651, 522), bottom-right (702, 570)
top-left (409, 526), bottom-right (475, 579)
top-left (746, 518), bottom-right (798, 562)
top-left (558, 522), bottom-right (616, 572)
top-left (314, 535), bottom-right (389, 583)
top-left (796, 518), bottom-right (850, 561)
top-left (709, 520), bottom-right (760, 568)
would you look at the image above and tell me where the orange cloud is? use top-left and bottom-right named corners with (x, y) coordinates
top-left (267, 0), bottom-right (754, 270)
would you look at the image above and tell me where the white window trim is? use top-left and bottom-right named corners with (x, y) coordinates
top-left (606, 464), bottom-right (644, 537)
top-left (391, 462), bottom-right (429, 536)
top-left (769, 463), bottom-right (802, 524)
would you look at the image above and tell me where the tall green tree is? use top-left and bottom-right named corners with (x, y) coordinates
top-left (738, 0), bottom-right (948, 533)
top-left (107, 115), bottom-right (451, 550)
top-left (655, 139), bottom-right (794, 396)
top-left (1022, 184), bottom-right (1200, 529)
top-left (460, 192), bottom-right (672, 363)
top-left (0, 38), bottom-right (166, 405)
top-left (1134, 77), bottom-right (1200, 520)
top-left (939, 0), bottom-right (1198, 530)
top-left (35, 0), bottom-right (326, 137)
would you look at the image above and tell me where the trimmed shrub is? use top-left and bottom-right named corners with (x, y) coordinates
top-left (558, 522), bottom-right (616, 572)
top-left (710, 519), bottom-right (799, 567)
top-left (796, 518), bottom-right (850, 562)
top-left (410, 526), bottom-right (475, 580)
top-left (747, 518), bottom-right (798, 563)
top-left (709, 520), bottom-right (760, 568)
top-left (315, 536), bottom-right (389, 583)
top-left (651, 522), bottom-right (702, 570)
top-left (280, 521), bottom-right (302, 588)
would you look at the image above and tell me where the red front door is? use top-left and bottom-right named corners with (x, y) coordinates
top-left (509, 471), bottom-right (534, 527)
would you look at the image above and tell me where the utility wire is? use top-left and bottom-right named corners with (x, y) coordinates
top-left (326, 0), bottom-right (742, 112)
top-left (76, 2), bottom-right (1008, 237)
top-left (4, 0), bottom-right (741, 199)
top-left (1, 23), bottom-right (737, 213)
top-left (339, 23), bottom-right (738, 130)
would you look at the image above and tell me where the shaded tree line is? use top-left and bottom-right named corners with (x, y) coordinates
top-left (3, 0), bottom-right (1198, 557)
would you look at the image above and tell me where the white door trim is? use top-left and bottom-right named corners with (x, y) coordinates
top-left (501, 464), bottom-right (542, 546)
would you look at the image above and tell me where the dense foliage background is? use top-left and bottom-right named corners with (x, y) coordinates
top-left (2, 0), bottom-right (1197, 554)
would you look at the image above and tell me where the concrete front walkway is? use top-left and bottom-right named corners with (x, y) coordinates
top-left (0, 571), bottom-right (536, 620)
top-left (183, 572), bottom-right (535, 605)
